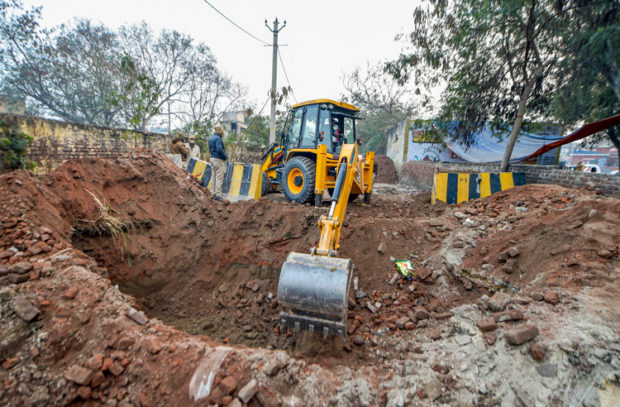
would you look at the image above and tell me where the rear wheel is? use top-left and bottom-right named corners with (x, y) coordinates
top-left (261, 172), bottom-right (271, 196)
top-left (283, 157), bottom-right (316, 204)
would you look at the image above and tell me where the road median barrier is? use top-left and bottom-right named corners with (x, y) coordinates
top-left (432, 172), bottom-right (526, 204)
top-left (186, 158), bottom-right (262, 201)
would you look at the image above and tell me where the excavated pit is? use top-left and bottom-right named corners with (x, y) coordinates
top-left (9, 153), bottom-right (482, 367)
top-left (63, 157), bottom-right (479, 364)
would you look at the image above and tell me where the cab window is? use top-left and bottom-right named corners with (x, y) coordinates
top-left (300, 105), bottom-right (318, 148)
top-left (318, 108), bottom-right (333, 153)
top-left (288, 108), bottom-right (303, 148)
top-left (343, 117), bottom-right (355, 144)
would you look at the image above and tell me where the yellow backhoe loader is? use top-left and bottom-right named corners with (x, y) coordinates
top-left (266, 99), bottom-right (375, 338)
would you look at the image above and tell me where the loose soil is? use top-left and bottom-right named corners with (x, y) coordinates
top-left (373, 154), bottom-right (398, 184)
top-left (1, 152), bottom-right (618, 406)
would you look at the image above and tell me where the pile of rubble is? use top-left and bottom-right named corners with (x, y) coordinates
top-left (1, 153), bottom-right (618, 406)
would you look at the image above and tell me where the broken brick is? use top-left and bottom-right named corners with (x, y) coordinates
top-left (77, 386), bottom-right (92, 399)
top-left (65, 365), bottom-right (93, 385)
top-left (476, 317), bottom-right (497, 332)
top-left (505, 325), bottom-right (539, 346)
top-left (531, 342), bottom-right (546, 361)
top-left (101, 358), bottom-right (114, 371)
top-left (10, 297), bottom-right (40, 322)
top-left (91, 371), bottom-right (106, 387)
top-left (146, 338), bottom-right (162, 354)
top-left (108, 361), bottom-right (124, 376)
top-left (543, 291), bottom-right (560, 305)
top-left (63, 286), bottom-right (78, 299)
top-left (219, 375), bottom-right (237, 395)
top-left (87, 354), bottom-right (103, 371)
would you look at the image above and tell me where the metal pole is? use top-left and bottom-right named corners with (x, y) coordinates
top-left (266, 18), bottom-right (286, 145)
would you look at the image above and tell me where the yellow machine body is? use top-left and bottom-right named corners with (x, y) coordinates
top-left (261, 99), bottom-right (374, 206)
top-left (273, 99), bottom-right (375, 338)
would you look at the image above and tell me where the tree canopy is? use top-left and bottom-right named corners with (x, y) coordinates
top-left (0, 0), bottom-right (247, 132)
top-left (342, 62), bottom-right (424, 153)
top-left (386, 0), bottom-right (619, 169)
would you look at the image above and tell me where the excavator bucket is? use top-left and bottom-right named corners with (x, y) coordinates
top-left (278, 252), bottom-right (353, 338)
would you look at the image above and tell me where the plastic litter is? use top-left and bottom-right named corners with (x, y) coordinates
top-left (393, 259), bottom-right (415, 280)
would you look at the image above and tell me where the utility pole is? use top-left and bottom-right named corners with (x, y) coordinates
top-left (265, 18), bottom-right (286, 145)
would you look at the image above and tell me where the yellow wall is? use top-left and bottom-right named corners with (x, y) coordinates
top-left (1, 113), bottom-right (172, 174)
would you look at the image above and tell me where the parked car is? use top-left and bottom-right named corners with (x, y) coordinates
top-left (583, 164), bottom-right (602, 173)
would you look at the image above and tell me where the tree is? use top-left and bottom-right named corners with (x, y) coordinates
top-left (116, 24), bottom-right (247, 132)
top-left (387, 0), bottom-right (568, 170)
top-left (0, 2), bottom-right (247, 132)
top-left (342, 63), bottom-right (421, 153)
top-left (239, 111), bottom-right (269, 150)
top-left (0, 2), bottom-right (124, 125)
top-left (551, 0), bottom-right (619, 167)
top-left (108, 54), bottom-right (160, 130)
top-left (0, 117), bottom-right (35, 172)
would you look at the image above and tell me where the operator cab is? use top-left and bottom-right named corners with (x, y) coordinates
top-left (281, 99), bottom-right (360, 156)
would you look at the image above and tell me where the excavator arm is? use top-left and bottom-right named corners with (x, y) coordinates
top-left (315, 144), bottom-right (358, 256)
top-left (277, 143), bottom-right (361, 338)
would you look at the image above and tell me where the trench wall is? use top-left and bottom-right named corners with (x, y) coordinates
top-left (400, 161), bottom-right (620, 197)
top-left (1, 113), bottom-right (173, 174)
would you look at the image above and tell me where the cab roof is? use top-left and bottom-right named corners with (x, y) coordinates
top-left (291, 99), bottom-right (360, 112)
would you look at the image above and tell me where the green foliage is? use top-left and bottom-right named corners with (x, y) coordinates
top-left (387, 0), bottom-right (619, 167)
top-left (243, 113), bottom-right (270, 150)
top-left (108, 54), bottom-right (161, 130)
top-left (550, 0), bottom-right (619, 156)
top-left (342, 63), bottom-right (419, 153)
top-left (0, 119), bottom-right (35, 171)
top-left (386, 0), bottom-right (566, 163)
top-left (177, 119), bottom-right (213, 157)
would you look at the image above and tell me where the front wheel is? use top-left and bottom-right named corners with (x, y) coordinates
top-left (282, 157), bottom-right (316, 204)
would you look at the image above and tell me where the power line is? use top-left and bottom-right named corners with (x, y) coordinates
top-left (278, 48), bottom-right (298, 104)
top-left (201, 0), bottom-right (270, 46)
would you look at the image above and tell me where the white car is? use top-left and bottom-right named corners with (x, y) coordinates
top-left (583, 164), bottom-right (602, 173)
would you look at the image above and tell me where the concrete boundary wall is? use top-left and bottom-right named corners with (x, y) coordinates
top-left (401, 161), bottom-right (620, 197)
top-left (1, 113), bottom-right (173, 174)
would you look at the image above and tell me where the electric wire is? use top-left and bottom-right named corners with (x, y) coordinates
top-left (277, 48), bottom-right (298, 104)
top-left (201, 0), bottom-right (270, 46)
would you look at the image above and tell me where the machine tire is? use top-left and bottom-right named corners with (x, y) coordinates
top-left (363, 192), bottom-right (371, 204)
top-left (283, 157), bottom-right (316, 204)
top-left (261, 172), bottom-right (271, 196)
top-left (328, 188), bottom-right (359, 203)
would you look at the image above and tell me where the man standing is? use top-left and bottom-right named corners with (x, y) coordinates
top-left (186, 135), bottom-right (201, 159)
top-left (170, 133), bottom-right (190, 165)
top-left (208, 125), bottom-right (227, 201)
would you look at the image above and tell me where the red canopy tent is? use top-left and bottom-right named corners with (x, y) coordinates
top-left (518, 114), bottom-right (620, 162)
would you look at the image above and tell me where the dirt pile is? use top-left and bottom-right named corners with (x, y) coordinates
top-left (1, 152), bottom-right (619, 406)
top-left (373, 154), bottom-right (399, 184)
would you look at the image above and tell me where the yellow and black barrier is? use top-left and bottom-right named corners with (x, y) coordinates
top-left (186, 158), bottom-right (262, 201)
top-left (432, 172), bottom-right (526, 204)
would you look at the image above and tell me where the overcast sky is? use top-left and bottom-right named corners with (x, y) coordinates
top-left (23, 0), bottom-right (419, 109)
